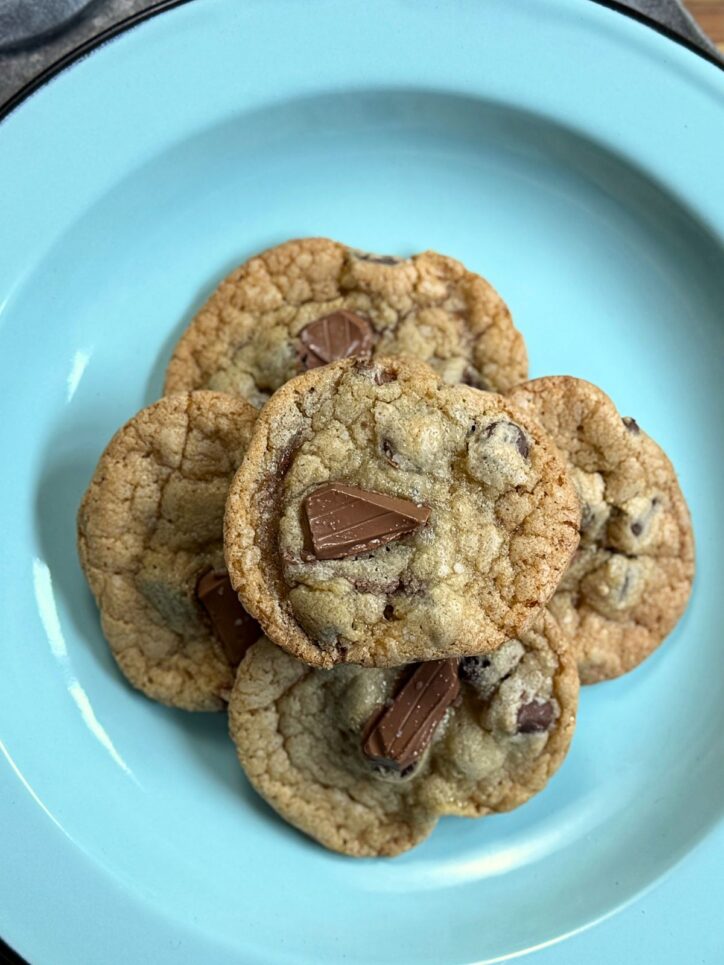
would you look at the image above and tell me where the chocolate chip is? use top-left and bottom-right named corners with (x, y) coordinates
top-left (383, 604), bottom-right (395, 620)
top-left (363, 660), bottom-right (460, 771)
top-left (516, 699), bottom-right (555, 733)
top-left (459, 640), bottom-right (525, 699)
top-left (303, 482), bottom-right (430, 560)
top-left (629, 497), bottom-right (662, 539)
top-left (196, 570), bottom-right (261, 665)
top-left (483, 420), bottom-right (530, 458)
top-left (459, 655), bottom-right (491, 683)
top-left (622, 416), bottom-right (640, 434)
top-left (370, 760), bottom-right (419, 781)
top-left (353, 251), bottom-right (402, 265)
top-left (381, 438), bottom-right (400, 467)
top-left (617, 569), bottom-right (633, 605)
top-left (298, 311), bottom-right (375, 370)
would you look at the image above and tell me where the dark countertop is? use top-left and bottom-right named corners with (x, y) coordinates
top-left (0, 0), bottom-right (720, 110)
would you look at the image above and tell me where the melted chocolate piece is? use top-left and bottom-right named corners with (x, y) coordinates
top-left (303, 483), bottom-right (430, 560)
top-left (298, 311), bottom-right (375, 370)
top-left (196, 570), bottom-right (261, 665)
top-left (483, 420), bottom-right (530, 458)
top-left (516, 699), bottom-right (555, 733)
top-left (363, 659), bottom-right (460, 770)
top-left (622, 416), bottom-right (640, 434)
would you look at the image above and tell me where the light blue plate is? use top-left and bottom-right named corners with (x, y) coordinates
top-left (1, 1), bottom-right (723, 962)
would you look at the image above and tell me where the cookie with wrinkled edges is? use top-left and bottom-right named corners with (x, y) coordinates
top-left (164, 237), bottom-right (527, 407)
top-left (225, 356), bottom-right (580, 668)
top-left (78, 392), bottom-right (260, 711)
top-left (228, 613), bottom-right (578, 857)
top-left (509, 376), bottom-right (694, 684)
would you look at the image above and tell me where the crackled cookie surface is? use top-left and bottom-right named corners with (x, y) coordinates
top-left (228, 614), bottom-right (577, 856)
top-left (164, 237), bottom-right (527, 407)
top-left (225, 357), bottom-right (579, 668)
top-left (509, 376), bottom-right (694, 684)
top-left (78, 392), bottom-right (262, 711)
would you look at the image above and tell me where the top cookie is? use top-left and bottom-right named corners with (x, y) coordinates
top-left (78, 391), bottom-right (261, 711)
top-left (225, 356), bottom-right (580, 668)
top-left (164, 237), bottom-right (527, 406)
top-left (508, 376), bottom-right (694, 684)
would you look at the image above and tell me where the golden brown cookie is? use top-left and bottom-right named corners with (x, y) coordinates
top-left (509, 376), bottom-right (695, 684)
top-left (78, 391), bottom-right (262, 711)
top-left (225, 356), bottom-right (580, 668)
top-left (164, 237), bottom-right (527, 406)
top-left (228, 613), bottom-right (578, 857)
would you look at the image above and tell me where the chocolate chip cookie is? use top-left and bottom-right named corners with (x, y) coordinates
top-left (164, 237), bottom-right (527, 407)
top-left (78, 392), bottom-right (262, 711)
top-left (228, 613), bottom-right (578, 856)
top-left (225, 356), bottom-right (580, 668)
top-left (508, 376), bottom-right (694, 684)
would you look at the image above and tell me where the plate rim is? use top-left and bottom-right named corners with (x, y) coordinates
top-left (0, 0), bottom-right (721, 126)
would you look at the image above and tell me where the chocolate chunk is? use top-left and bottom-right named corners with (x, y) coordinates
top-left (363, 660), bottom-right (460, 771)
top-left (303, 483), bottom-right (430, 560)
top-left (483, 420), bottom-right (530, 458)
top-left (383, 604), bottom-right (395, 620)
top-left (298, 311), bottom-right (375, 370)
top-left (196, 570), bottom-right (261, 665)
top-left (517, 699), bottom-right (555, 733)
top-left (622, 416), bottom-right (640, 434)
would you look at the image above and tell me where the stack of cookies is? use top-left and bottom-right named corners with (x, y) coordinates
top-left (78, 238), bottom-right (694, 857)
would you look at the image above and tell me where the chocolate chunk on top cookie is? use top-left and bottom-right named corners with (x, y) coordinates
top-left (164, 237), bottom-right (527, 407)
top-left (508, 376), bottom-right (694, 684)
top-left (78, 391), bottom-right (262, 711)
top-left (224, 356), bottom-right (580, 668)
top-left (228, 613), bottom-right (578, 857)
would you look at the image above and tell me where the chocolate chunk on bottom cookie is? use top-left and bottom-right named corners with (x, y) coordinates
top-left (509, 376), bottom-right (695, 684)
top-left (78, 391), bottom-right (262, 711)
top-left (228, 613), bottom-right (577, 857)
